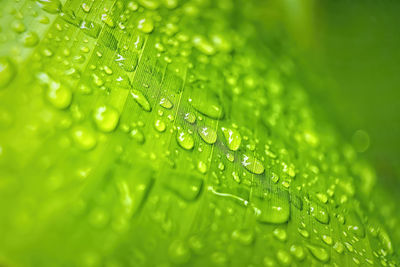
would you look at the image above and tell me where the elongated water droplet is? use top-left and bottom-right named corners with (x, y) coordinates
top-left (221, 127), bottom-right (241, 151)
top-left (131, 89), bottom-right (151, 111)
top-left (241, 154), bottom-right (264, 174)
top-left (252, 189), bottom-right (290, 224)
top-left (163, 172), bottom-right (203, 201)
top-left (93, 105), bottom-right (120, 132)
top-left (310, 202), bottom-right (330, 224)
top-left (306, 244), bottom-right (330, 263)
top-left (37, 0), bottom-right (62, 14)
top-left (176, 129), bottom-right (194, 150)
top-left (190, 89), bottom-right (223, 120)
top-left (198, 126), bottom-right (217, 144)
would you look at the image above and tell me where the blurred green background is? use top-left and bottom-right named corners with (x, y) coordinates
top-left (260, 0), bottom-right (400, 194)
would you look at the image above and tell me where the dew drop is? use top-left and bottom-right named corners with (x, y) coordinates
top-left (221, 127), bottom-right (241, 151)
top-left (93, 105), bottom-right (120, 132)
top-left (131, 89), bottom-right (151, 111)
top-left (198, 126), bottom-right (217, 144)
top-left (176, 129), bottom-right (194, 150)
top-left (241, 154), bottom-right (264, 174)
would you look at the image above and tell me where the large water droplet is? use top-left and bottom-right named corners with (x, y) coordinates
top-left (163, 172), bottom-right (203, 201)
top-left (306, 244), bottom-right (330, 263)
top-left (310, 202), bottom-right (330, 224)
top-left (154, 119), bottom-right (166, 132)
top-left (137, 17), bottom-right (154, 33)
top-left (198, 126), bottom-right (217, 144)
top-left (176, 129), bottom-right (194, 150)
top-left (189, 89), bottom-right (224, 120)
top-left (131, 89), bottom-right (151, 111)
top-left (46, 81), bottom-right (72, 109)
top-left (241, 154), bottom-right (265, 174)
top-left (252, 189), bottom-right (290, 224)
top-left (23, 32), bottom-right (39, 47)
top-left (36, 0), bottom-right (62, 14)
top-left (93, 105), bottom-right (120, 132)
top-left (221, 126), bottom-right (241, 151)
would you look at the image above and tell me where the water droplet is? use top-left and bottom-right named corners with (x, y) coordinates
top-left (197, 160), bottom-right (207, 174)
top-left (46, 81), bottom-right (72, 109)
top-left (0, 57), bottom-right (16, 89)
top-left (333, 241), bottom-right (344, 254)
top-left (276, 249), bottom-right (292, 266)
top-left (190, 89), bottom-right (224, 120)
top-left (22, 32), bottom-right (39, 47)
top-left (72, 126), bottom-right (97, 150)
top-left (176, 129), bottom-right (194, 150)
top-left (322, 234), bottom-right (333, 245)
top-left (290, 244), bottom-right (305, 261)
top-left (159, 97), bottom-right (173, 109)
top-left (298, 228), bottom-right (309, 238)
top-left (252, 189), bottom-right (290, 224)
top-left (273, 227), bottom-right (287, 242)
top-left (115, 50), bottom-right (138, 72)
top-left (198, 126), bottom-right (217, 144)
top-left (378, 228), bottom-right (394, 255)
top-left (193, 35), bottom-right (216, 55)
top-left (221, 127), bottom-right (241, 151)
top-left (347, 212), bottom-right (365, 238)
top-left (137, 17), bottom-right (154, 33)
top-left (241, 154), bottom-right (264, 174)
top-left (154, 119), bottom-right (166, 132)
top-left (231, 229), bottom-right (254, 245)
top-left (310, 202), bottom-right (330, 224)
top-left (168, 240), bottom-right (191, 264)
top-left (306, 244), bottom-right (330, 263)
top-left (81, 2), bottom-right (91, 12)
top-left (131, 89), bottom-right (151, 111)
top-left (184, 112), bottom-right (196, 124)
top-left (163, 172), bottom-right (203, 201)
top-left (101, 13), bottom-right (115, 28)
top-left (129, 128), bottom-right (145, 144)
top-left (93, 105), bottom-right (120, 132)
top-left (12, 20), bottom-right (26, 33)
top-left (138, 0), bottom-right (160, 10)
top-left (36, 0), bottom-right (62, 14)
